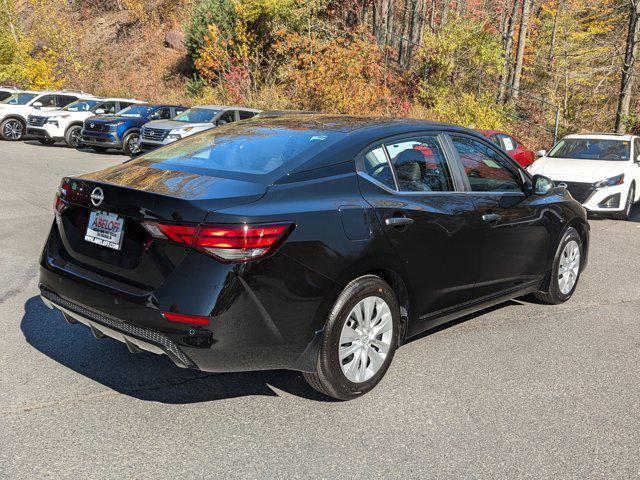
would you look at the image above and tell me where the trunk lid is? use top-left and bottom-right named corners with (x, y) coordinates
top-left (54, 160), bottom-right (267, 289)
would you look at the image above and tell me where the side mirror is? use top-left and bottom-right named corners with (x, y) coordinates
top-left (535, 150), bottom-right (547, 158)
top-left (533, 175), bottom-right (554, 195)
top-left (95, 109), bottom-right (105, 115)
top-left (32, 101), bottom-right (43, 108)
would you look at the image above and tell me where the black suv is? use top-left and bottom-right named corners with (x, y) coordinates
top-left (40, 115), bottom-right (589, 400)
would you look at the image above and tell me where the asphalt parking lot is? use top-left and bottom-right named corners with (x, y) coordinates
top-left (1, 140), bottom-right (639, 479)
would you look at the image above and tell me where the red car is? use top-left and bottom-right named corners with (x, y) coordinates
top-left (477, 130), bottom-right (536, 167)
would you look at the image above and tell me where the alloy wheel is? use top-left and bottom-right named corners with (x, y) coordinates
top-left (558, 240), bottom-right (580, 295)
top-left (69, 127), bottom-right (82, 148)
top-left (128, 134), bottom-right (141, 154)
top-left (338, 296), bottom-right (393, 383)
top-left (3, 120), bottom-right (23, 140)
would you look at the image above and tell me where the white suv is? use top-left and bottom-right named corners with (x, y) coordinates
top-left (0, 90), bottom-right (88, 141)
top-left (0, 86), bottom-right (19, 102)
top-left (27, 97), bottom-right (146, 148)
top-left (529, 133), bottom-right (640, 220)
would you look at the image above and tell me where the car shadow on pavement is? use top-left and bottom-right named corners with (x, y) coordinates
top-left (20, 296), bottom-right (335, 403)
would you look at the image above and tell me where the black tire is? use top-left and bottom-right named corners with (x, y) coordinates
top-left (122, 131), bottom-right (141, 156)
top-left (64, 125), bottom-right (83, 148)
top-left (37, 138), bottom-right (56, 145)
top-left (534, 227), bottom-right (582, 305)
top-left (303, 275), bottom-right (400, 400)
top-left (615, 184), bottom-right (635, 221)
top-left (90, 146), bottom-right (109, 153)
top-left (1, 118), bottom-right (25, 141)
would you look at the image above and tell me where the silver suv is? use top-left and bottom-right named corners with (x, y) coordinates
top-left (139, 105), bottom-right (260, 151)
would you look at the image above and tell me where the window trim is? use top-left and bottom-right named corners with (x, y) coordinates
top-left (443, 132), bottom-right (530, 195)
top-left (356, 130), bottom-right (466, 195)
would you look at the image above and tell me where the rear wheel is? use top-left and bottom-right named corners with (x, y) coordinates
top-left (1, 118), bottom-right (25, 141)
top-left (122, 132), bottom-right (141, 156)
top-left (303, 275), bottom-right (400, 400)
top-left (534, 227), bottom-right (582, 304)
top-left (615, 184), bottom-right (635, 221)
top-left (64, 125), bottom-right (83, 148)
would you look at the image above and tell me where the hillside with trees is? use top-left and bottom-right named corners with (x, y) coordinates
top-left (2, 0), bottom-right (640, 148)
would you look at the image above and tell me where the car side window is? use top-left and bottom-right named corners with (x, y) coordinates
top-left (150, 108), bottom-right (171, 120)
top-left (634, 138), bottom-right (640, 161)
top-left (117, 102), bottom-right (132, 112)
top-left (174, 107), bottom-right (187, 117)
top-left (489, 134), bottom-right (502, 148)
top-left (451, 136), bottom-right (522, 193)
top-left (217, 110), bottom-right (236, 125)
top-left (363, 146), bottom-right (396, 190)
top-left (384, 136), bottom-right (453, 192)
top-left (96, 102), bottom-right (116, 114)
top-left (57, 95), bottom-right (77, 107)
top-left (36, 95), bottom-right (57, 107)
top-left (239, 110), bottom-right (256, 120)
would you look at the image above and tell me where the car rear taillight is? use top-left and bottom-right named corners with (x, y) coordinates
top-left (162, 311), bottom-right (210, 326)
top-left (53, 194), bottom-right (66, 215)
top-left (141, 221), bottom-right (294, 263)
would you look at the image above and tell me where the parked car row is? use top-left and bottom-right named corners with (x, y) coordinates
top-left (0, 87), bottom-right (263, 156)
top-left (3, 87), bottom-right (637, 222)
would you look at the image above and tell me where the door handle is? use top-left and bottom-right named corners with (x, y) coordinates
top-left (482, 213), bottom-right (501, 222)
top-left (385, 216), bottom-right (414, 228)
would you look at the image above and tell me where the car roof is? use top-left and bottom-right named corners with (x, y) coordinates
top-left (563, 133), bottom-right (635, 141)
top-left (194, 105), bottom-right (261, 112)
top-left (249, 113), bottom-right (463, 134)
top-left (103, 98), bottom-right (147, 103)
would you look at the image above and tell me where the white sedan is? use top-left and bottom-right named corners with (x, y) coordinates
top-left (529, 133), bottom-right (640, 220)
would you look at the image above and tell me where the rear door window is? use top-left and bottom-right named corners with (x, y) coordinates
top-left (363, 146), bottom-right (396, 190)
top-left (451, 136), bottom-right (522, 193)
top-left (499, 134), bottom-right (517, 151)
top-left (217, 110), bottom-right (236, 125)
top-left (56, 95), bottom-right (78, 107)
top-left (149, 107), bottom-right (171, 120)
top-left (384, 137), bottom-right (453, 192)
top-left (239, 110), bottom-right (257, 120)
top-left (96, 101), bottom-right (117, 114)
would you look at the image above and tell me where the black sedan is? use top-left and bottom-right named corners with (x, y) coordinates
top-left (39, 115), bottom-right (589, 400)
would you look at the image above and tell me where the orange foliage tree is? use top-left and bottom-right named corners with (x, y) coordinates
top-left (276, 29), bottom-right (407, 116)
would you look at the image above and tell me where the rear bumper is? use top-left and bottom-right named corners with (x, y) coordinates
top-left (40, 288), bottom-right (197, 368)
top-left (38, 223), bottom-right (329, 373)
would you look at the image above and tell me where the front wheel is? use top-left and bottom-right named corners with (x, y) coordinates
top-left (122, 132), bottom-right (141, 156)
top-left (1, 118), bottom-right (25, 141)
top-left (64, 125), bottom-right (83, 148)
top-left (303, 275), bottom-right (400, 400)
top-left (534, 227), bottom-right (583, 304)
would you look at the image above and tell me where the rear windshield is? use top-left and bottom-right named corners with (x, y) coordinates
top-left (548, 138), bottom-right (630, 161)
top-left (174, 108), bottom-right (219, 123)
top-left (140, 119), bottom-right (347, 181)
